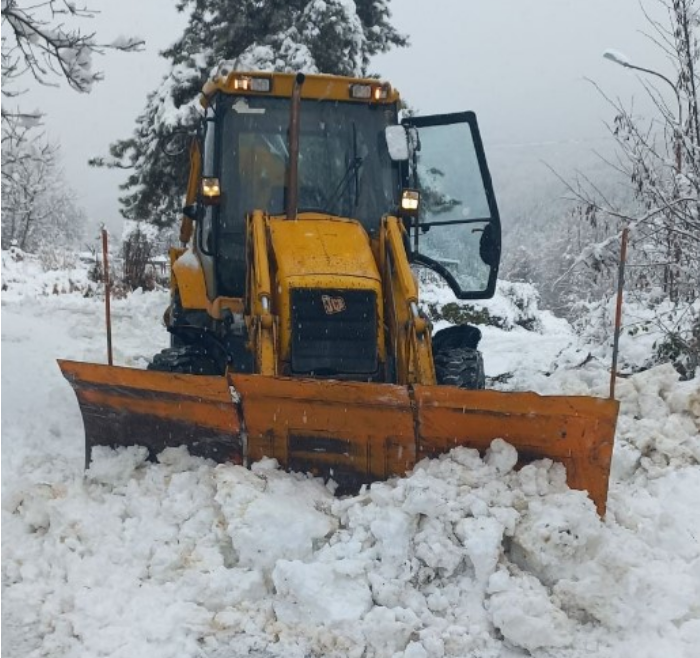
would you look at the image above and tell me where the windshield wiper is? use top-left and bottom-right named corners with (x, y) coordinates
top-left (325, 122), bottom-right (364, 215)
top-left (326, 155), bottom-right (364, 214)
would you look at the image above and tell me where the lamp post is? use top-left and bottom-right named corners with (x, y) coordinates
top-left (603, 49), bottom-right (682, 172)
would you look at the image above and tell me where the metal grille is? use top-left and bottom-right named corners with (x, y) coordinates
top-left (291, 288), bottom-right (377, 376)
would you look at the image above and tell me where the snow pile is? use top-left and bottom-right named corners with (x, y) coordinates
top-left (419, 274), bottom-right (574, 385)
top-left (1, 247), bottom-right (92, 299)
top-left (2, 253), bottom-right (699, 657)
top-left (4, 431), bottom-right (699, 657)
top-left (611, 365), bottom-right (700, 482)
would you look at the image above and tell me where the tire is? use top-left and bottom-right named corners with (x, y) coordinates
top-left (434, 346), bottom-right (486, 390)
top-left (147, 344), bottom-right (223, 376)
top-left (167, 290), bottom-right (213, 349)
top-left (167, 290), bottom-right (192, 348)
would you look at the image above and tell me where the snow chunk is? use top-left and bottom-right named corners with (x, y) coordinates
top-left (272, 560), bottom-right (372, 624)
top-left (87, 446), bottom-right (149, 486)
top-left (214, 467), bottom-right (335, 571)
top-left (510, 493), bottom-right (602, 584)
top-left (485, 438), bottom-right (518, 474)
top-left (361, 606), bottom-right (420, 655)
top-left (487, 570), bottom-right (574, 651)
top-left (455, 516), bottom-right (504, 585)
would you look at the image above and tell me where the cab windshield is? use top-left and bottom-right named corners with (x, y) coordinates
top-left (218, 95), bottom-right (399, 233)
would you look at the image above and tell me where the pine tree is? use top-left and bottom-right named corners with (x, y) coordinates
top-left (93, 0), bottom-right (407, 228)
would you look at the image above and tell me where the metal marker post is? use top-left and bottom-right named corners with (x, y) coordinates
top-left (610, 228), bottom-right (629, 399)
top-left (101, 227), bottom-right (114, 366)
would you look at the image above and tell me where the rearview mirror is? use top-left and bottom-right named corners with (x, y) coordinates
top-left (384, 125), bottom-right (409, 161)
top-left (160, 129), bottom-right (193, 157)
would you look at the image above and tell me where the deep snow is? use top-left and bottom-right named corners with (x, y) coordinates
top-left (2, 251), bottom-right (699, 658)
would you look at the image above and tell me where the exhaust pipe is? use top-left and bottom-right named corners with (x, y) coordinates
top-left (286, 72), bottom-right (305, 221)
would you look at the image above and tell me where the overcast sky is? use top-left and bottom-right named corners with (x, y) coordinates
top-left (22, 0), bottom-right (669, 234)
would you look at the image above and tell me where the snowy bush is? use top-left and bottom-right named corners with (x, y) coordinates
top-left (419, 271), bottom-right (544, 333)
top-left (38, 246), bottom-right (78, 272)
top-left (573, 290), bottom-right (700, 380)
top-left (121, 221), bottom-right (158, 291)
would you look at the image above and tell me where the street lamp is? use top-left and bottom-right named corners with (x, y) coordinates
top-left (603, 49), bottom-right (682, 172)
top-left (603, 50), bottom-right (683, 297)
top-left (603, 49), bottom-right (683, 173)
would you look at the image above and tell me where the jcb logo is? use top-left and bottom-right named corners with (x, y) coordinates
top-left (321, 295), bottom-right (346, 315)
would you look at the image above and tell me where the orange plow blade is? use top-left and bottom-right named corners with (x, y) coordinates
top-left (58, 360), bottom-right (244, 467)
top-left (59, 360), bottom-right (619, 514)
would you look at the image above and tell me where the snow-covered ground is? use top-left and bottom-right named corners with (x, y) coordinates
top-left (2, 251), bottom-right (699, 658)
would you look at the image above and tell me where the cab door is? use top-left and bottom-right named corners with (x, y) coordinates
top-left (402, 112), bottom-right (501, 300)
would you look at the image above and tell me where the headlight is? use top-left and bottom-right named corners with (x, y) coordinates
top-left (400, 189), bottom-right (421, 214)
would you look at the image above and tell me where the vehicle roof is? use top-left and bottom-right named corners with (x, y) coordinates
top-left (201, 67), bottom-right (401, 106)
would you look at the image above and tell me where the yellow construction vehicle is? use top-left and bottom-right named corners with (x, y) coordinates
top-left (59, 69), bottom-right (619, 513)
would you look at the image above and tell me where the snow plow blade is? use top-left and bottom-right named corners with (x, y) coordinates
top-left (59, 360), bottom-right (619, 515)
top-left (58, 360), bottom-right (245, 467)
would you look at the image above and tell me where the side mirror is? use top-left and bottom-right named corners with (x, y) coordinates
top-left (384, 125), bottom-right (409, 161)
top-left (479, 223), bottom-right (500, 267)
top-left (160, 129), bottom-right (193, 158)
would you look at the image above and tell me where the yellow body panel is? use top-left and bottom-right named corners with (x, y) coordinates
top-left (171, 249), bottom-right (208, 310)
top-left (202, 71), bottom-right (400, 105)
top-left (267, 216), bottom-right (384, 365)
top-left (180, 141), bottom-right (202, 244)
top-left (269, 216), bottom-right (381, 279)
top-left (383, 216), bottom-right (435, 385)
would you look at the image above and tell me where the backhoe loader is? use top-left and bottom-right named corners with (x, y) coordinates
top-left (59, 68), bottom-right (619, 514)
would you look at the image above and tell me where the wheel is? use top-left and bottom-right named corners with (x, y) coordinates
top-left (147, 344), bottom-right (223, 376)
top-left (167, 290), bottom-right (188, 348)
top-left (167, 290), bottom-right (211, 348)
top-left (434, 346), bottom-right (486, 389)
top-left (432, 325), bottom-right (485, 390)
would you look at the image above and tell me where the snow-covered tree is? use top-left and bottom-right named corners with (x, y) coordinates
top-left (1, 1), bottom-right (142, 252)
top-left (93, 0), bottom-right (408, 227)
top-left (1, 134), bottom-right (86, 251)
top-left (562, 0), bottom-right (700, 376)
top-left (1, 0), bottom-right (143, 123)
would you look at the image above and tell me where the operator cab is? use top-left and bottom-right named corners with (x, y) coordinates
top-left (197, 76), bottom-right (400, 297)
top-left (194, 70), bottom-right (501, 302)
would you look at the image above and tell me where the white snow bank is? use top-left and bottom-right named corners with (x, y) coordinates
top-left (4, 432), bottom-right (699, 657)
top-left (2, 248), bottom-right (92, 300)
top-left (2, 252), bottom-right (699, 658)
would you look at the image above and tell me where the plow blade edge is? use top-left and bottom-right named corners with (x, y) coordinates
top-left (59, 360), bottom-right (619, 514)
top-left (58, 360), bottom-right (244, 467)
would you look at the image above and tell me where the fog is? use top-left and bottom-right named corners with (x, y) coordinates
top-left (21, 0), bottom-right (667, 235)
